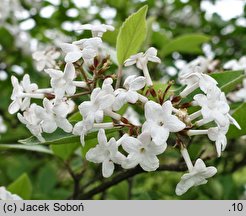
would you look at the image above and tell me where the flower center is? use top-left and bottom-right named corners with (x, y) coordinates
top-left (140, 148), bottom-right (145, 153)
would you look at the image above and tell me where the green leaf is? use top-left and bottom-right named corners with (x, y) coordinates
top-left (51, 142), bottom-right (80, 160)
top-left (211, 70), bottom-right (244, 88)
top-left (221, 74), bottom-right (245, 93)
top-left (227, 103), bottom-right (246, 138)
top-left (37, 164), bottom-right (57, 195)
top-left (0, 27), bottom-right (15, 48)
top-left (152, 30), bottom-right (171, 50)
top-left (116, 5), bottom-right (148, 65)
top-left (142, 16), bottom-right (156, 48)
top-left (103, 28), bottom-right (119, 46)
top-left (162, 34), bottom-right (210, 56)
top-left (211, 70), bottom-right (245, 93)
top-left (0, 144), bottom-right (52, 154)
top-left (8, 173), bottom-right (32, 199)
top-left (19, 128), bottom-right (120, 160)
top-left (107, 181), bottom-right (129, 199)
top-left (69, 111), bottom-right (82, 122)
top-left (19, 129), bottom-right (80, 146)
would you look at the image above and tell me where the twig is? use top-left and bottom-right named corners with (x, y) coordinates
top-left (68, 91), bottom-right (91, 98)
top-left (115, 65), bottom-right (123, 89)
top-left (127, 178), bottom-right (133, 199)
top-left (65, 161), bottom-right (86, 200)
top-left (78, 162), bottom-right (187, 199)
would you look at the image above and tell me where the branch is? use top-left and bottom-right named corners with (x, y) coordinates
top-left (115, 65), bottom-right (123, 89)
top-left (78, 162), bottom-right (187, 199)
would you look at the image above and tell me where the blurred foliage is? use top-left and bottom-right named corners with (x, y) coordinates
top-left (0, 0), bottom-right (246, 200)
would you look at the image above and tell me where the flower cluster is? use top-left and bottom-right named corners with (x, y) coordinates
top-left (9, 23), bottom-right (241, 196)
top-left (32, 47), bottom-right (60, 71)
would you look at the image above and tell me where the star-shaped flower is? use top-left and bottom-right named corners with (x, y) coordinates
top-left (124, 47), bottom-right (161, 86)
top-left (17, 104), bottom-right (45, 142)
top-left (86, 129), bottom-right (125, 177)
top-left (32, 48), bottom-right (60, 71)
top-left (124, 47), bottom-right (161, 69)
top-left (179, 66), bottom-right (218, 97)
top-left (113, 75), bottom-right (146, 111)
top-left (45, 63), bottom-right (81, 99)
top-left (35, 98), bottom-right (73, 133)
top-left (78, 86), bottom-right (115, 124)
top-left (208, 126), bottom-right (228, 157)
top-left (78, 23), bottom-right (115, 37)
top-left (59, 37), bottom-right (102, 63)
top-left (175, 158), bottom-right (217, 196)
top-left (121, 132), bottom-right (165, 171)
top-left (142, 100), bottom-right (186, 147)
top-left (8, 75), bottom-right (41, 114)
top-left (193, 86), bottom-right (230, 127)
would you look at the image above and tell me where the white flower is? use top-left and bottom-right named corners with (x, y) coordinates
top-left (32, 48), bottom-right (60, 71)
top-left (234, 79), bottom-right (246, 101)
top-left (59, 37), bottom-right (102, 63)
top-left (113, 75), bottom-right (147, 111)
top-left (179, 66), bottom-right (218, 97)
top-left (142, 100), bottom-right (186, 147)
top-left (78, 87), bottom-right (115, 124)
top-left (193, 86), bottom-right (230, 127)
top-left (121, 132), bottom-right (165, 171)
top-left (17, 104), bottom-right (45, 142)
top-left (8, 75), bottom-right (43, 114)
top-left (86, 129), bottom-right (125, 177)
top-left (175, 158), bottom-right (217, 196)
top-left (35, 98), bottom-right (73, 133)
top-left (179, 56), bottom-right (217, 79)
top-left (78, 23), bottom-right (115, 37)
top-left (52, 98), bottom-right (75, 117)
top-left (73, 121), bottom-right (114, 146)
top-left (124, 47), bottom-right (161, 69)
top-left (224, 56), bottom-right (246, 72)
top-left (45, 63), bottom-right (84, 99)
top-left (124, 47), bottom-right (161, 86)
top-left (73, 117), bottom-right (94, 146)
top-left (208, 126), bottom-right (228, 157)
top-left (0, 115), bottom-right (7, 133)
top-left (0, 187), bottom-right (22, 200)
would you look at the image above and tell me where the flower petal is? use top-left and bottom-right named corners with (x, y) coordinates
top-left (56, 118), bottom-right (73, 133)
top-left (144, 101), bottom-right (164, 122)
top-left (128, 76), bottom-right (146, 91)
top-left (122, 137), bottom-right (141, 153)
top-left (98, 129), bottom-right (107, 146)
top-left (65, 51), bottom-right (83, 63)
top-left (122, 153), bottom-right (140, 169)
top-left (140, 154), bottom-right (159, 171)
top-left (102, 160), bottom-right (114, 178)
top-left (165, 115), bottom-right (186, 132)
top-left (8, 100), bottom-right (21, 114)
top-left (151, 125), bottom-right (169, 146)
top-left (126, 91), bottom-right (138, 103)
top-left (64, 63), bottom-right (76, 80)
